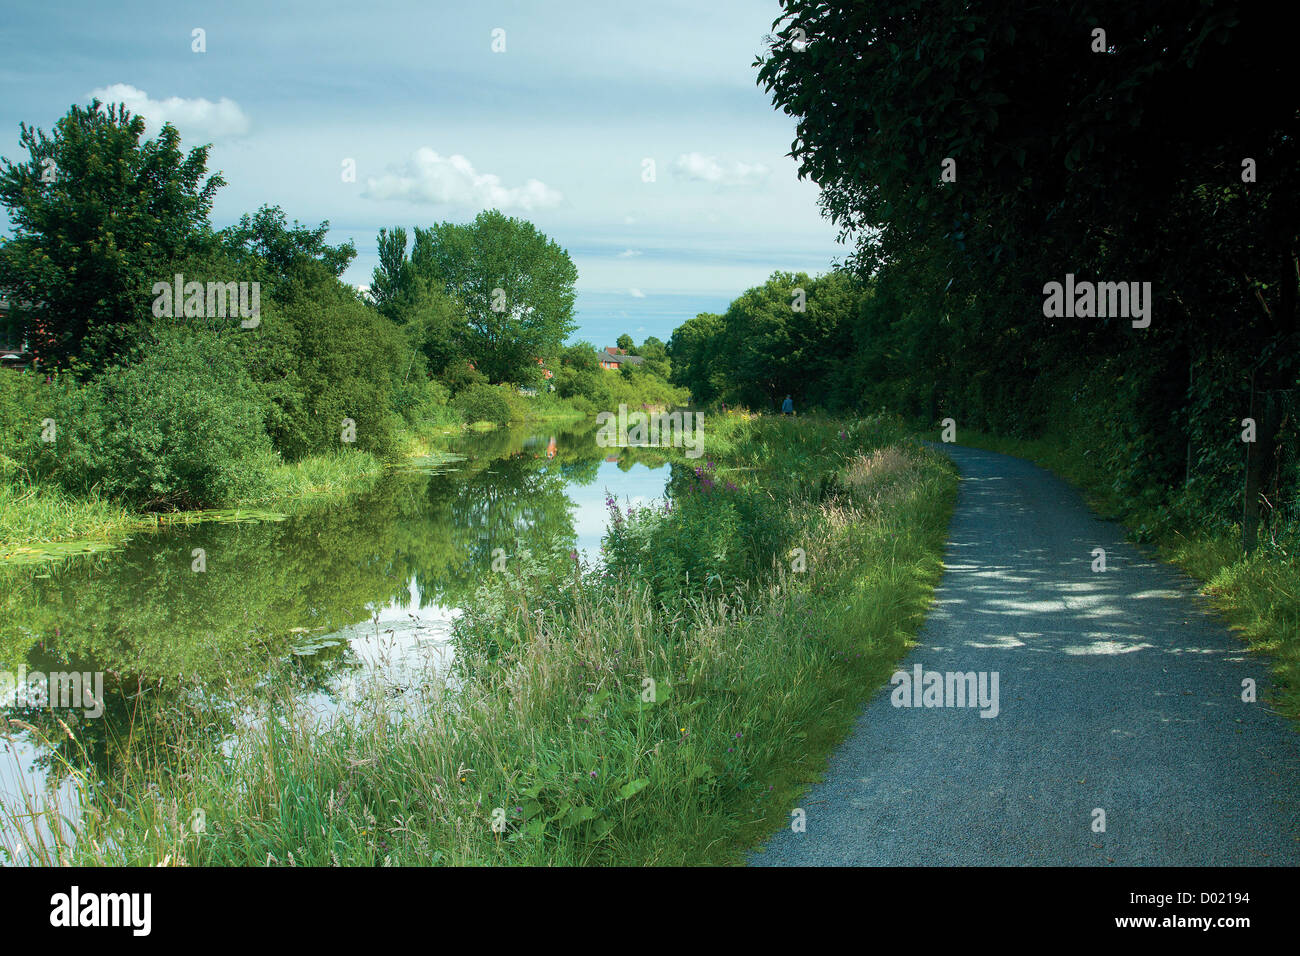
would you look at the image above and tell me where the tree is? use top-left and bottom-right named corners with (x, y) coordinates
top-left (370, 224), bottom-right (467, 376)
top-left (0, 101), bottom-right (224, 370)
top-left (714, 271), bottom-right (852, 408)
top-left (756, 0), bottom-right (1300, 547)
top-left (668, 312), bottom-right (725, 404)
top-left (635, 335), bottom-right (671, 379)
top-left (370, 226), bottom-right (411, 316)
top-left (219, 204), bottom-right (355, 299)
top-left (410, 210), bottom-right (577, 384)
top-left (616, 333), bottom-right (634, 351)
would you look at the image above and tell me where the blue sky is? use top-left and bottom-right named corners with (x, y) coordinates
top-left (0, 0), bottom-right (846, 346)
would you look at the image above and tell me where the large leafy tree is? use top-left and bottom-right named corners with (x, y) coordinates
top-left (370, 224), bottom-right (466, 375)
top-left (219, 204), bottom-right (355, 299)
top-left (756, 0), bottom-right (1300, 547)
top-left (755, 0), bottom-right (1297, 381)
top-left (410, 209), bottom-right (577, 384)
top-left (667, 312), bottom-right (726, 404)
top-left (0, 101), bottom-right (223, 370)
top-left (716, 271), bottom-right (856, 408)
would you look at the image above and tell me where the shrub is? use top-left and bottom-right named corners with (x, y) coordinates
top-left (452, 383), bottom-right (515, 426)
top-left (0, 367), bottom-right (58, 467)
top-left (392, 375), bottom-right (451, 426)
top-left (32, 327), bottom-right (273, 509)
top-left (440, 359), bottom-right (487, 394)
top-left (234, 283), bottom-right (406, 460)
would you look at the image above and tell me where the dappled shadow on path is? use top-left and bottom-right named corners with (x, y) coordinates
top-left (752, 442), bottom-right (1300, 867)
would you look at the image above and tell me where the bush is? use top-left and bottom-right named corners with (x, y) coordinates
top-left (234, 283), bottom-right (406, 460)
top-left (392, 375), bottom-right (451, 426)
top-left (440, 359), bottom-right (487, 394)
top-left (0, 367), bottom-right (58, 467)
top-left (30, 327), bottom-right (273, 508)
top-left (452, 383), bottom-right (515, 426)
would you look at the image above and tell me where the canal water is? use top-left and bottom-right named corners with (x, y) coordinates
top-left (0, 422), bottom-right (675, 859)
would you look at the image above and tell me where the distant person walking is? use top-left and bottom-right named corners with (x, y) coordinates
top-left (781, 394), bottom-right (794, 416)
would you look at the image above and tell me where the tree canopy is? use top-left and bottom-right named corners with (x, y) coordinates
top-left (0, 101), bottom-right (223, 370)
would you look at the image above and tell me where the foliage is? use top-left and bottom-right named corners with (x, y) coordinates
top-left (379, 210), bottom-right (577, 384)
top-left (0, 101), bottom-right (224, 370)
top-left (217, 204), bottom-right (356, 302)
top-left (452, 382), bottom-right (517, 426)
top-left (24, 327), bottom-right (272, 508)
top-left (667, 312), bottom-right (726, 404)
top-left (749, 0), bottom-right (1300, 549)
top-left (234, 281), bottom-right (406, 460)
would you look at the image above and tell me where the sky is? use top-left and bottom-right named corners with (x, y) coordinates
top-left (0, 0), bottom-right (847, 347)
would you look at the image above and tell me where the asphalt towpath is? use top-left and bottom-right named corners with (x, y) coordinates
top-left (751, 443), bottom-right (1300, 865)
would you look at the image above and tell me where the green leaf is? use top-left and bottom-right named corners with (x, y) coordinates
top-left (564, 805), bottom-right (600, 826)
top-left (618, 778), bottom-right (651, 800)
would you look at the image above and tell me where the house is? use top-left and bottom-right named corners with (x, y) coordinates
top-left (0, 294), bottom-right (34, 369)
top-left (599, 347), bottom-right (644, 370)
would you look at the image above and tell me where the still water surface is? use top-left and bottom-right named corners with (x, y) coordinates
top-left (0, 423), bottom-right (675, 854)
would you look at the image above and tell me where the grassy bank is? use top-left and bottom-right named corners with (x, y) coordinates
top-left (0, 394), bottom-right (592, 565)
top-left (947, 428), bottom-right (1300, 721)
top-left (0, 448), bottom-right (395, 565)
top-left (4, 414), bottom-right (958, 865)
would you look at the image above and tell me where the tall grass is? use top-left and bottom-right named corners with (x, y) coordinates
top-left (2, 415), bottom-right (958, 865)
top-left (243, 450), bottom-right (383, 503)
top-left (0, 479), bottom-right (132, 558)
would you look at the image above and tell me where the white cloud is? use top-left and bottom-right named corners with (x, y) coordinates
top-left (364, 148), bottom-right (563, 211)
top-left (629, 288), bottom-right (646, 298)
top-left (88, 84), bottom-right (251, 140)
top-left (617, 249), bottom-right (642, 258)
top-left (672, 152), bottom-right (769, 186)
